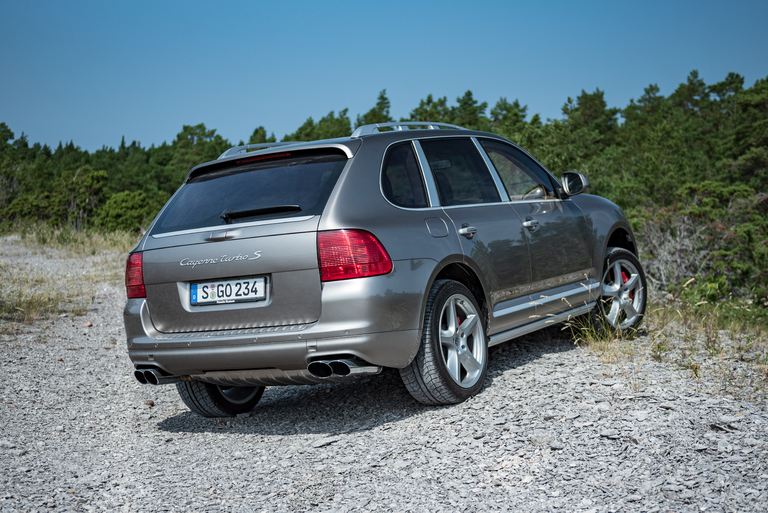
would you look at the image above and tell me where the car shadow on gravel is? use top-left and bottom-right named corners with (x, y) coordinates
top-left (155, 327), bottom-right (578, 436)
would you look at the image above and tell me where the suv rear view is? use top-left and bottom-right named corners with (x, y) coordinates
top-left (125, 122), bottom-right (646, 416)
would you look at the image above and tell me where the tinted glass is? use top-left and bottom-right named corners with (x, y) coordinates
top-left (480, 140), bottom-right (558, 201)
top-left (381, 142), bottom-right (428, 208)
top-left (151, 153), bottom-right (346, 235)
top-left (419, 138), bottom-right (501, 206)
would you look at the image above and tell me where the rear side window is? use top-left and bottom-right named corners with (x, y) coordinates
top-left (480, 140), bottom-right (558, 201)
top-left (151, 152), bottom-right (347, 235)
top-left (381, 142), bottom-right (428, 208)
top-left (419, 138), bottom-right (501, 206)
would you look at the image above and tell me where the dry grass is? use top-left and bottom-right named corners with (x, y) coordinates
top-left (0, 225), bottom-right (139, 326)
top-left (565, 300), bottom-right (768, 401)
top-left (17, 223), bottom-right (138, 257)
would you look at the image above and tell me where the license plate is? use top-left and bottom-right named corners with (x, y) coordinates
top-left (191, 277), bottom-right (266, 306)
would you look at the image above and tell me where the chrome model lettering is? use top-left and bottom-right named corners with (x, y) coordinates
top-left (180, 251), bottom-right (261, 268)
top-left (180, 258), bottom-right (219, 269)
top-left (220, 253), bottom-right (249, 263)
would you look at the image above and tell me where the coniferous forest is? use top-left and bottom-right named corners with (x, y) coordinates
top-left (1, 71), bottom-right (766, 310)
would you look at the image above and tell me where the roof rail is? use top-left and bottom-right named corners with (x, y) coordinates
top-left (218, 141), bottom-right (300, 160)
top-left (351, 122), bottom-right (466, 138)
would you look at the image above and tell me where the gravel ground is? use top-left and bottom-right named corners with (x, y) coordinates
top-left (1, 241), bottom-right (768, 512)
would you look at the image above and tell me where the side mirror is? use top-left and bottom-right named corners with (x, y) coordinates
top-left (560, 171), bottom-right (589, 197)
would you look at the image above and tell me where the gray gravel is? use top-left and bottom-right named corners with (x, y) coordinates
top-left (2, 248), bottom-right (768, 512)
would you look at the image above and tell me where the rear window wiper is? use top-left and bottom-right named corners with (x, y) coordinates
top-left (220, 205), bottom-right (302, 224)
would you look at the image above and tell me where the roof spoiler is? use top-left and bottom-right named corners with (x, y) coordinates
top-left (218, 141), bottom-right (302, 160)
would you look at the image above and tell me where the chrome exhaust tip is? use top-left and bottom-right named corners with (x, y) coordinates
top-left (329, 359), bottom-right (383, 377)
top-left (134, 370), bottom-right (148, 384)
top-left (329, 359), bottom-right (353, 376)
top-left (307, 361), bottom-right (334, 378)
top-left (143, 369), bottom-right (180, 386)
top-left (308, 358), bottom-right (383, 379)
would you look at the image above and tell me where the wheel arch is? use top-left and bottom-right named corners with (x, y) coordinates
top-left (604, 226), bottom-right (638, 258)
top-left (422, 259), bottom-right (490, 336)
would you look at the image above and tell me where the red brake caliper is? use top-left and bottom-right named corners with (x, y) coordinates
top-left (621, 270), bottom-right (634, 300)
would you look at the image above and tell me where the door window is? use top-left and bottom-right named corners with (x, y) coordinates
top-left (480, 140), bottom-right (558, 201)
top-left (419, 138), bottom-right (501, 206)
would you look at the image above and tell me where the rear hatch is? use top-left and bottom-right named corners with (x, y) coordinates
top-left (140, 149), bottom-right (349, 333)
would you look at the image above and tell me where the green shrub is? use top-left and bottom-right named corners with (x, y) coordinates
top-left (97, 190), bottom-right (152, 232)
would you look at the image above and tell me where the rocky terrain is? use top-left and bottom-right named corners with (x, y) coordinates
top-left (1, 238), bottom-right (767, 512)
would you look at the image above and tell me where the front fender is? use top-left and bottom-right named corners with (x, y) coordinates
top-left (570, 194), bottom-right (637, 273)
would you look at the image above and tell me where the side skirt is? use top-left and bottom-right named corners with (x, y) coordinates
top-left (488, 302), bottom-right (595, 348)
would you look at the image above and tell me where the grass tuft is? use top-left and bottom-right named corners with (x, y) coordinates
top-left (566, 298), bottom-right (768, 401)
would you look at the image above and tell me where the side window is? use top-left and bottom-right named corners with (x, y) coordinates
top-left (381, 142), bottom-right (428, 208)
top-left (480, 140), bottom-right (558, 201)
top-left (419, 138), bottom-right (501, 206)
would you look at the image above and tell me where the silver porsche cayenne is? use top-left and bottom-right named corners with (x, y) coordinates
top-left (124, 122), bottom-right (647, 417)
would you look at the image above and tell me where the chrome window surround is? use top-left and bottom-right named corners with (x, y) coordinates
top-left (471, 137), bottom-right (510, 202)
top-left (412, 140), bottom-right (441, 208)
top-left (378, 133), bottom-right (567, 212)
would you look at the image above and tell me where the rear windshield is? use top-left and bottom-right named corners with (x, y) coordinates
top-left (151, 152), bottom-right (347, 235)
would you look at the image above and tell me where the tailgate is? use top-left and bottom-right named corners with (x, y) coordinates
top-left (142, 217), bottom-right (321, 333)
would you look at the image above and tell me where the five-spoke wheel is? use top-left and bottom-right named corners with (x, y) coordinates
top-left (598, 247), bottom-right (647, 330)
top-left (438, 293), bottom-right (486, 388)
top-left (400, 280), bottom-right (488, 405)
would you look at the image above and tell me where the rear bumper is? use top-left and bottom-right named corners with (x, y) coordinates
top-left (124, 259), bottom-right (433, 375)
top-left (127, 328), bottom-right (420, 376)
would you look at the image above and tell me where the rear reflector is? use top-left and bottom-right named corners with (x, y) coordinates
top-left (318, 230), bottom-right (393, 282)
top-left (125, 253), bottom-right (146, 298)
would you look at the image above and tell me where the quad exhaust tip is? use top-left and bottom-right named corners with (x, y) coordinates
top-left (133, 368), bottom-right (182, 385)
top-left (307, 358), bottom-right (382, 379)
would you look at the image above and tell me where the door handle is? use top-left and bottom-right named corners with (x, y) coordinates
top-left (458, 224), bottom-right (477, 239)
top-left (522, 219), bottom-right (539, 232)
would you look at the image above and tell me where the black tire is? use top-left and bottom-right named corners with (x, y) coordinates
top-left (175, 381), bottom-right (264, 417)
top-left (400, 280), bottom-right (488, 405)
top-left (595, 247), bottom-right (647, 332)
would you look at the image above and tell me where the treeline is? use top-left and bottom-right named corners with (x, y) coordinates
top-left (1, 71), bottom-right (766, 306)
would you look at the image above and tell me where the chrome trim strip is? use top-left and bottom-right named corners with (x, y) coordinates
top-left (472, 137), bottom-right (510, 202)
top-left (151, 215), bottom-right (317, 239)
top-left (506, 199), bottom-right (562, 205)
top-left (412, 140), bottom-right (440, 207)
top-left (492, 300), bottom-right (534, 318)
top-left (488, 302), bottom-right (595, 347)
top-left (441, 201), bottom-right (525, 210)
top-left (531, 282), bottom-right (599, 306)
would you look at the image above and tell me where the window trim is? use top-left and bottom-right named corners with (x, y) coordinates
top-left (378, 140), bottom-right (442, 211)
top-left (378, 140), bottom-right (432, 209)
top-left (378, 134), bottom-right (567, 212)
top-left (471, 137), bottom-right (510, 202)
top-left (415, 137), bottom-right (503, 207)
top-left (476, 137), bottom-right (565, 201)
top-left (412, 140), bottom-right (440, 207)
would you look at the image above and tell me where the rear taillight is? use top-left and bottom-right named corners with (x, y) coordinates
top-left (318, 230), bottom-right (393, 282)
top-left (125, 253), bottom-right (146, 298)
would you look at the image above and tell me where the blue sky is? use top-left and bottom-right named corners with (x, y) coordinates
top-left (1, 0), bottom-right (767, 152)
